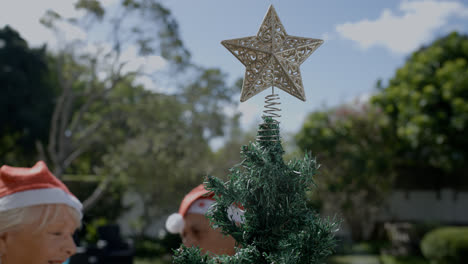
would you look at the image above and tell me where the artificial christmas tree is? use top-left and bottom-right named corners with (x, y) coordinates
top-left (173, 5), bottom-right (336, 264)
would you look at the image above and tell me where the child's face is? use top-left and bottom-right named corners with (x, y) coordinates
top-left (0, 206), bottom-right (79, 264)
top-left (182, 213), bottom-right (236, 256)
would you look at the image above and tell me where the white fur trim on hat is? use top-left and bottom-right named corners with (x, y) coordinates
top-left (187, 198), bottom-right (215, 215)
top-left (187, 199), bottom-right (245, 223)
top-left (0, 188), bottom-right (83, 219)
top-left (227, 205), bottom-right (245, 223)
top-left (166, 213), bottom-right (184, 234)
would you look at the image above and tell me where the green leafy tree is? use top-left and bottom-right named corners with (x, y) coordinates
top-left (174, 118), bottom-right (336, 263)
top-left (1, 0), bottom-right (241, 230)
top-left (0, 26), bottom-right (56, 166)
top-left (295, 103), bottom-right (395, 241)
top-left (95, 68), bottom-right (239, 237)
top-left (69, 0), bottom-right (190, 67)
top-left (179, 68), bottom-right (238, 138)
top-left (372, 32), bottom-right (468, 189)
top-left (209, 113), bottom-right (257, 179)
top-left (38, 0), bottom-right (191, 178)
top-left (34, 0), bottom-right (195, 213)
top-left (95, 90), bottom-right (206, 237)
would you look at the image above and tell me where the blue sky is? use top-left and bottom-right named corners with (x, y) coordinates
top-left (162, 0), bottom-right (468, 134)
top-left (1, 0), bottom-right (468, 136)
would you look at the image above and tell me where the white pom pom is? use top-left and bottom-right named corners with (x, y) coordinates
top-left (227, 205), bottom-right (245, 223)
top-left (165, 213), bottom-right (184, 234)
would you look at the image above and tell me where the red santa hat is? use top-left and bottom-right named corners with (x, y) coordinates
top-left (165, 184), bottom-right (244, 234)
top-left (0, 161), bottom-right (83, 219)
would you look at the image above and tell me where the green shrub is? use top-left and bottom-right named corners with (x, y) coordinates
top-left (134, 258), bottom-right (171, 264)
top-left (350, 241), bottom-right (388, 255)
top-left (327, 255), bottom-right (380, 264)
top-left (83, 217), bottom-right (108, 244)
top-left (133, 234), bottom-right (181, 258)
top-left (380, 254), bottom-right (429, 264)
top-left (134, 238), bottom-right (166, 258)
top-left (420, 227), bottom-right (468, 264)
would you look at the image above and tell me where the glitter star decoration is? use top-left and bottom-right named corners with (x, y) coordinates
top-left (222, 5), bottom-right (323, 102)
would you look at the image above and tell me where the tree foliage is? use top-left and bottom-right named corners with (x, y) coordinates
top-left (295, 32), bottom-right (468, 241)
top-left (295, 103), bottom-right (395, 241)
top-left (209, 113), bottom-right (257, 179)
top-left (32, 0), bottom-right (224, 215)
top-left (1, 0), bottom-right (242, 227)
top-left (0, 26), bottom-right (56, 165)
top-left (93, 67), bottom-right (239, 236)
top-left (372, 32), bottom-right (468, 187)
top-left (174, 118), bottom-right (336, 263)
top-left (73, 0), bottom-right (191, 67)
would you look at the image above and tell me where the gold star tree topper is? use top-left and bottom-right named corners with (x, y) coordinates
top-left (222, 5), bottom-right (323, 102)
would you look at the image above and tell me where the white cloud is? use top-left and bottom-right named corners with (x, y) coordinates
top-left (82, 41), bottom-right (113, 55)
top-left (336, 0), bottom-right (468, 54)
top-left (53, 19), bottom-right (87, 43)
top-left (0, 0), bottom-right (86, 47)
top-left (0, 0), bottom-right (166, 90)
top-left (122, 53), bottom-right (167, 74)
top-left (82, 42), bottom-right (167, 90)
top-left (84, 44), bottom-right (167, 76)
top-left (100, 0), bottom-right (120, 7)
top-left (134, 75), bottom-right (159, 91)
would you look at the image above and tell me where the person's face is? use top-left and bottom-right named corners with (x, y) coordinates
top-left (182, 213), bottom-right (236, 256)
top-left (0, 206), bottom-right (79, 264)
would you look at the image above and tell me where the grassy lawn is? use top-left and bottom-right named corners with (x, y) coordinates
top-left (328, 255), bottom-right (429, 264)
top-left (328, 255), bottom-right (380, 264)
top-left (380, 255), bottom-right (429, 264)
top-left (134, 258), bottom-right (171, 264)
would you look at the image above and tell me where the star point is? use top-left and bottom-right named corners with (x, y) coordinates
top-left (222, 5), bottom-right (323, 102)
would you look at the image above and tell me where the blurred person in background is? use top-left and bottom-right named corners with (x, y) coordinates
top-left (165, 184), bottom-right (243, 256)
top-left (0, 161), bottom-right (82, 264)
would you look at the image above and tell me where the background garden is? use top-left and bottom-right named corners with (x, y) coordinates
top-left (1, 0), bottom-right (468, 263)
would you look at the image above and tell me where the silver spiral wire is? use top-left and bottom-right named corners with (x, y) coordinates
top-left (257, 88), bottom-right (281, 142)
top-left (263, 93), bottom-right (281, 120)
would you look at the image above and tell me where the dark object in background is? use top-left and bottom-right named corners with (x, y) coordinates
top-left (133, 233), bottom-right (182, 259)
top-left (381, 221), bottom-right (442, 257)
top-left (69, 224), bottom-right (134, 264)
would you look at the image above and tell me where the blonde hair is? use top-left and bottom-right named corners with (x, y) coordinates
top-left (0, 204), bottom-right (81, 235)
